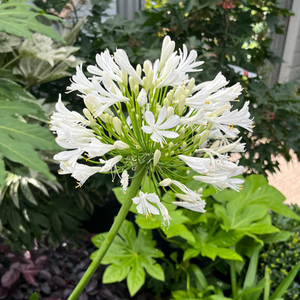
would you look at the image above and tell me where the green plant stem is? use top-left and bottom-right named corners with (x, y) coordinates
top-left (68, 163), bottom-right (147, 300)
top-left (230, 260), bottom-right (237, 298)
top-left (2, 55), bottom-right (21, 69)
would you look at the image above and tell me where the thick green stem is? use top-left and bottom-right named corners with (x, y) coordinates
top-left (68, 163), bottom-right (147, 300)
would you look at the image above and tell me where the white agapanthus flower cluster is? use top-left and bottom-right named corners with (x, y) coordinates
top-left (50, 35), bottom-right (253, 227)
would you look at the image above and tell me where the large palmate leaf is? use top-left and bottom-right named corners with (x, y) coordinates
top-left (0, 133), bottom-right (55, 181)
top-left (91, 220), bottom-right (164, 297)
top-left (0, 117), bottom-right (60, 151)
top-left (0, 2), bottom-right (63, 41)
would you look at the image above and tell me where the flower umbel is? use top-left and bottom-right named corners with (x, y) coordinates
top-left (51, 35), bottom-right (253, 227)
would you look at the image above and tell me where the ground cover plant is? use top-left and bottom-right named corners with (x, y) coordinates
top-left (1, 0), bottom-right (300, 299)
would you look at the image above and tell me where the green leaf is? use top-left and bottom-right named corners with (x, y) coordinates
top-left (135, 214), bottom-right (161, 229)
top-left (29, 292), bottom-right (38, 300)
top-left (113, 186), bottom-right (138, 213)
top-left (51, 213), bottom-right (62, 235)
top-left (20, 178), bottom-right (37, 205)
top-left (183, 248), bottom-right (201, 261)
top-left (269, 202), bottom-right (300, 221)
top-left (270, 261), bottom-right (300, 300)
top-left (165, 223), bottom-right (195, 243)
top-left (208, 230), bottom-right (245, 247)
top-left (243, 246), bottom-right (261, 292)
top-left (238, 224), bottom-right (279, 235)
top-left (0, 134), bottom-right (55, 181)
top-left (189, 264), bottom-right (208, 289)
top-left (127, 259), bottom-right (145, 296)
top-left (142, 262), bottom-right (164, 281)
top-left (9, 180), bottom-right (19, 208)
top-left (0, 158), bottom-right (6, 189)
top-left (262, 231), bottom-right (292, 244)
top-left (0, 2), bottom-right (63, 41)
top-left (236, 278), bottom-right (265, 300)
top-left (0, 100), bottom-right (45, 118)
top-left (0, 117), bottom-right (60, 151)
top-left (103, 264), bottom-right (130, 283)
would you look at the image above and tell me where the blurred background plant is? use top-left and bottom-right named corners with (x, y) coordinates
top-left (1, 0), bottom-right (300, 299)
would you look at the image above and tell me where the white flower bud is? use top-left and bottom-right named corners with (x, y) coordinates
top-left (167, 106), bottom-right (174, 118)
top-left (211, 140), bottom-right (220, 149)
top-left (121, 69), bottom-right (128, 86)
top-left (113, 117), bottom-right (122, 135)
top-left (163, 98), bottom-right (170, 108)
top-left (178, 95), bottom-right (186, 115)
top-left (185, 89), bottom-right (191, 97)
top-left (136, 89), bottom-right (147, 107)
top-left (180, 127), bottom-right (185, 139)
top-left (99, 113), bottom-right (107, 123)
top-left (114, 140), bottom-right (130, 150)
top-left (167, 91), bottom-right (173, 102)
top-left (159, 178), bottom-right (173, 187)
top-left (136, 64), bottom-right (142, 78)
top-left (134, 85), bottom-right (139, 96)
top-left (197, 187), bottom-right (203, 194)
top-left (83, 108), bottom-right (95, 125)
top-left (198, 130), bottom-right (210, 147)
top-left (129, 76), bottom-right (136, 92)
top-left (182, 142), bottom-right (187, 150)
top-left (187, 78), bottom-right (195, 91)
top-left (168, 142), bottom-right (174, 150)
top-left (143, 61), bottom-right (150, 76)
top-left (194, 134), bottom-right (201, 143)
top-left (153, 149), bottom-right (161, 166)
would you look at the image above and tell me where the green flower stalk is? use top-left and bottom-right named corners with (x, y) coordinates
top-left (50, 35), bottom-right (254, 299)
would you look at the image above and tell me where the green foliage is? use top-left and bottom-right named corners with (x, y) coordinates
top-left (0, 1), bottom-right (63, 41)
top-left (91, 220), bottom-right (164, 296)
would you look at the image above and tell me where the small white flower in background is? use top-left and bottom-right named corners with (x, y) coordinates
top-left (121, 170), bottom-right (129, 193)
top-left (50, 35), bottom-right (253, 226)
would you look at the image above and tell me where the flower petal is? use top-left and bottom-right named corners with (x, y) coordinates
top-left (157, 115), bottom-right (180, 130)
top-left (156, 107), bottom-right (167, 126)
top-left (145, 111), bottom-right (155, 127)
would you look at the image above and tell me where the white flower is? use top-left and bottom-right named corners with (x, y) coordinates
top-left (142, 106), bottom-right (180, 146)
top-left (50, 94), bottom-right (90, 131)
top-left (67, 63), bottom-right (94, 94)
top-left (132, 191), bottom-right (160, 217)
top-left (99, 155), bottom-right (122, 173)
top-left (179, 155), bottom-right (211, 174)
top-left (72, 163), bottom-right (102, 187)
top-left (159, 178), bottom-right (174, 187)
top-left (121, 170), bottom-right (129, 193)
top-left (54, 149), bottom-right (84, 167)
top-left (114, 49), bottom-right (143, 85)
top-left (176, 44), bottom-right (204, 73)
top-left (87, 50), bottom-right (122, 83)
top-left (178, 109), bottom-right (206, 125)
top-left (136, 89), bottom-right (148, 107)
top-left (156, 201), bottom-right (171, 228)
top-left (172, 201), bottom-right (206, 212)
top-left (87, 138), bottom-right (115, 159)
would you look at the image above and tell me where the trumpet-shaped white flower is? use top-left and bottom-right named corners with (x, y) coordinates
top-left (156, 201), bottom-right (171, 228)
top-left (72, 163), bottom-right (103, 187)
top-left (132, 191), bottom-right (160, 216)
top-left (158, 35), bottom-right (176, 72)
top-left (67, 63), bottom-right (94, 94)
top-left (121, 170), bottom-right (129, 193)
top-left (87, 50), bottom-right (123, 83)
top-left (87, 138), bottom-right (115, 158)
top-left (114, 49), bottom-right (143, 85)
top-left (205, 101), bottom-right (254, 132)
top-left (142, 107), bottom-right (180, 146)
top-left (99, 155), bottom-right (122, 173)
top-left (172, 201), bottom-right (206, 212)
top-left (177, 44), bottom-right (204, 73)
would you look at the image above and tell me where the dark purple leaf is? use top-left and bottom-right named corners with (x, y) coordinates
top-left (63, 288), bottom-right (73, 298)
top-left (21, 263), bottom-right (39, 276)
top-left (10, 262), bottom-right (21, 270)
top-left (50, 265), bottom-right (60, 275)
top-left (85, 278), bottom-right (98, 293)
top-left (10, 288), bottom-right (23, 299)
top-left (40, 269), bottom-right (52, 280)
top-left (99, 285), bottom-right (114, 298)
top-left (0, 287), bottom-right (8, 300)
top-left (0, 263), bottom-right (4, 270)
top-left (52, 276), bottom-right (66, 287)
top-left (23, 273), bottom-right (36, 285)
top-left (41, 284), bottom-right (51, 295)
top-left (1, 269), bottom-right (20, 288)
top-left (78, 292), bottom-right (88, 300)
top-left (35, 255), bottom-right (48, 266)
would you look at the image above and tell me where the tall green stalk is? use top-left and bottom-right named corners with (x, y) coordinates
top-left (68, 163), bottom-right (147, 300)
